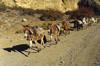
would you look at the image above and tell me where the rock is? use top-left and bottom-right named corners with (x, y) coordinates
top-left (7, 23), bottom-right (11, 27)
top-left (70, 62), bottom-right (73, 64)
top-left (5, 20), bottom-right (8, 23)
top-left (61, 61), bottom-right (65, 63)
top-left (6, 36), bottom-right (9, 39)
top-left (22, 18), bottom-right (27, 22)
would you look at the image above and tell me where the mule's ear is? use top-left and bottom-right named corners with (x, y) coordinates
top-left (15, 23), bottom-right (26, 27)
top-left (25, 24), bottom-right (30, 27)
top-left (48, 23), bottom-right (52, 25)
top-left (28, 24), bottom-right (30, 27)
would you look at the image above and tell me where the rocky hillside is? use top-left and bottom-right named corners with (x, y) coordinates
top-left (0, 0), bottom-right (100, 14)
top-left (1, 0), bottom-right (80, 13)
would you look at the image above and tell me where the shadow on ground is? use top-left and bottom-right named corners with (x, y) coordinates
top-left (3, 36), bottom-right (47, 57)
top-left (3, 44), bottom-right (38, 57)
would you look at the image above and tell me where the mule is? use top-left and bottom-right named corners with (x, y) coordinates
top-left (85, 17), bottom-right (93, 27)
top-left (62, 21), bottom-right (70, 35)
top-left (47, 23), bottom-right (60, 45)
top-left (73, 20), bottom-right (83, 31)
top-left (90, 17), bottom-right (97, 23)
top-left (23, 25), bottom-right (46, 54)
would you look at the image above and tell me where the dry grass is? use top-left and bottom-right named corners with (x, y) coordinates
top-left (41, 23), bottom-right (48, 30)
top-left (15, 29), bottom-right (23, 34)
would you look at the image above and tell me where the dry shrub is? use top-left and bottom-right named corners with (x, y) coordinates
top-left (0, 3), bottom-right (7, 12)
top-left (68, 6), bottom-right (95, 20)
top-left (9, 7), bottom-right (35, 16)
top-left (9, 7), bottom-right (64, 21)
top-left (15, 29), bottom-right (23, 34)
top-left (40, 9), bottom-right (64, 21)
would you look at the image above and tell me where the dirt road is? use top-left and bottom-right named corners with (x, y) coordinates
top-left (0, 23), bottom-right (100, 66)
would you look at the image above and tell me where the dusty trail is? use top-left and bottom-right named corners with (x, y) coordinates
top-left (0, 23), bottom-right (100, 66)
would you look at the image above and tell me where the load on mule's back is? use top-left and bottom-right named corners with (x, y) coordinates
top-left (32, 26), bottom-right (45, 36)
top-left (47, 23), bottom-right (60, 45)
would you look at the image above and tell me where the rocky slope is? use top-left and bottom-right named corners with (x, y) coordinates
top-left (0, 0), bottom-right (99, 13)
top-left (1, 0), bottom-right (80, 13)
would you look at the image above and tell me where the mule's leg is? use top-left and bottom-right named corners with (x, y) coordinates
top-left (90, 23), bottom-right (92, 27)
top-left (28, 40), bottom-right (32, 55)
top-left (50, 35), bottom-right (52, 45)
top-left (34, 40), bottom-right (38, 50)
top-left (57, 32), bottom-right (60, 41)
top-left (39, 38), bottom-right (42, 51)
top-left (42, 37), bottom-right (45, 48)
top-left (54, 35), bottom-right (58, 44)
top-left (41, 37), bottom-right (45, 49)
top-left (68, 27), bottom-right (70, 34)
top-left (35, 40), bottom-right (40, 52)
top-left (68, 30), bottom-right (70, 34)
top-left (29, 40), bottom-right (33, 48)
top-left (65, 30), bottom-right (67, 36)
top-left (63, 30), bottom-right (65, 34)
top-left (77, 22), bottom-right (79, 31)
top-left (65, 30), bottom-right (69, 36)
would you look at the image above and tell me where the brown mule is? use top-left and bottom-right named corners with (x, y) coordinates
top-left (62, 21), bottom-right (70, 35)
top-left (23, 25), bottom-right (46, 55)
top-left (47, 23), bottom-right (60, 45)
top-left (86, 17), bottom-right (93, 27)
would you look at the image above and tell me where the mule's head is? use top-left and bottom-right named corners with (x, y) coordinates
top-left (23, 27), bottom-right (30, 38)
top-left (47, 23), bottom-right (52, 33)
top-left (62, 21), bottom-right (66, 27)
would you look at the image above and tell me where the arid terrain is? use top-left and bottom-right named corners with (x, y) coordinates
top-left (0, 9), bottom-right (100, 66)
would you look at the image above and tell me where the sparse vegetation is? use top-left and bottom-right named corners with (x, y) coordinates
top-left (0, 3), bottom-right (7, 12)
top-left (40, 9), bottom-right (64, 21)
top-left (67, 6), bottom-right (95, 20)
top-left (15, 29), bottom-right (23, 34)
top-left (5, 13), bottom-right (17, 17)
top-left (10, 25), bottom-right (15, 27)
top-left (8, 7), bottom-right (64, 21)
top-left (41, 23), bottom-right (48, 30)
top-left (97, 18), bottom-right (100, 23)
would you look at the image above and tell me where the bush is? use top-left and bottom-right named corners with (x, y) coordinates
top-left (0, 3), bottom-right (7, 12)
top-left (8, 7), bottom-right (64, 21)
top-left (97, 18), bottom-right (100, 23)
top-left (40, 9), bottom-right (64, 21)
top-left (15, 30), bottom-right (23, 34)
top-left (41, 23), bottom-right (48, 30)
top-left (68, 6), bottom-right (95, 20)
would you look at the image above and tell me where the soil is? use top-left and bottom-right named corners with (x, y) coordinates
top-left (0, 9), bottom-right (100, 66)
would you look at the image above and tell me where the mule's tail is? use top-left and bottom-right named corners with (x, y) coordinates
top-left (43, 35), bottom-right (47, 43)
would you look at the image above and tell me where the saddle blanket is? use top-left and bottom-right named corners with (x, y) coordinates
top-left (35, 27), bottom-right (44, 34)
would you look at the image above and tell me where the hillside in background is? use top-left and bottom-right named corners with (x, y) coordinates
top-left (0, 0), bottom-right (99, 15)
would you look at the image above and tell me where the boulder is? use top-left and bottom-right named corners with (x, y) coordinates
top-left (22, 18), bottom-right (27, 22)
